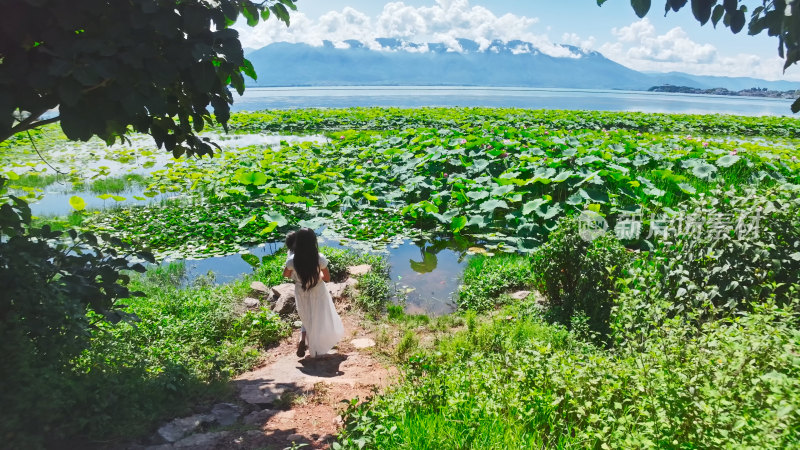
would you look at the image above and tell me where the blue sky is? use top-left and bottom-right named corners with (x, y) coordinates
top-left (236, 0), bottom-right (797, 81)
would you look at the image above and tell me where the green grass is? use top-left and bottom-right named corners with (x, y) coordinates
top-left (75, 173), bottom-right (150, 194)
top-left (6, 261), bottom-right (291, 446)
top-left (31, 211), bottom-right (86, 230)
top-left (11, 171), bottom-right (64, 189)
top-left (336, 298), bottom-right (800, 449)
top-left (457, 253), bottom-right (534, 311)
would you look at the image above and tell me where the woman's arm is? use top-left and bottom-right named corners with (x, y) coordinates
top-left (283, 267), bottom-right (293, 278)
top-left (321, 267), bottom-right (331, 282)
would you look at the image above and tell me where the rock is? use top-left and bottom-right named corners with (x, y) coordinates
top-left (250, 281), bottom-right (270, 294)
top-left (273, 295), bottom-right (295, 316)
top-left (286, 433), bottom-right (304, 442)
top-left (211, 403), bottom-right (242, 427)
top-left (173, 431), bottom-right (230, 449)
top-left (240, 383), bottom-right (290, 406)
top-left (270, 283), bottom-right (296, 315)
top-left (143, 445), bottom-right (174, 450)
top-left (328, 277), bottom-right (358, 301)
top-left (157, 414), bottom-right (215, 443)
top-left (243, 297), bottom-right (260, 308)
top-left (350, 338), bottom-right (376, 349)
top-left (292, 320), bottom-right (303, 329)
top-left (332, 415), bottom-right (344, 427)
top-left (242, 408), bottom-right (278, 425)
top-left (271, 283), bottom-right (294, 299)
top-left (347, 264), bottom-right (372, 276)
top-left (509, 290), bottom-right (531, 300)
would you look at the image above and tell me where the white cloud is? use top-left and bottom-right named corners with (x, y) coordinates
top-left (235, 0), bottom-right (578, 57)
top-left (585, 18), bottom-right (800, 81)
top-left (562, 33), bottom-right (596, 52)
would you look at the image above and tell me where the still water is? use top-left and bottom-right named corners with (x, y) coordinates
top-left (30, 86), bottom-right (796, 315)
top-left (177, 237), bottom-right (467, 316)
top-left (233, 86), bottom-right (794, 117)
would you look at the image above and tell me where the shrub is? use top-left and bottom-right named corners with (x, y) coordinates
top-left (457, 253), bottom-right (533, 311)
top-left (0, 190), bottom-right (154, 447)
top-left (356, 271), bottom-right (391, 313)
top-left (652, 185), bottom-right (800, 321)
top-left (531, 215), bottom-right (629, 340)
top-left (323, 246), bottom-right (389, 283)
top-left (336, 299), bottom-right (800, 449)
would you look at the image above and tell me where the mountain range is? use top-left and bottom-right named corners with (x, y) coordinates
top-left (243, 38), bottom-right (798, 92)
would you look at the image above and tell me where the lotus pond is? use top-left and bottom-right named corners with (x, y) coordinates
top-left (2, 107), bottom-right (799, 313)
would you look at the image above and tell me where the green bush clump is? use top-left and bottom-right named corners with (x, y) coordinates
top-left (457, 253), bottom-right (533, 311)
top-left (1, 256), bottom-right (290, 447)
top-left (531, 215), bottom-right (629, 339)
top-left (655, 186), bottom-right (800, 319)
top-left (355, 270), bottom-right (392, 314)
top-left (323, 246), bottom-right (389, 283)
top-left (0, 190), bottom-right (155, 448)
top-left (336, 299), bottom-right (800, 449)
top-left (321, 247), bottom-right (392, 313)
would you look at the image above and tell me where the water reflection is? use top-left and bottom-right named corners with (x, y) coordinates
top-left (166, 237), bottom-right (470, 316)
top-left (178, 242), bottom-right (284, 285)
top-left (390, 237), bottom-right (472, 316)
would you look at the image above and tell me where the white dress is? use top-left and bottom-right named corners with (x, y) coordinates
top-left (285, 253), bottom-right (344, 357)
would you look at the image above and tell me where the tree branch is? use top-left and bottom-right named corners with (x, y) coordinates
top-left (2, 115), bottom-right (60, 142)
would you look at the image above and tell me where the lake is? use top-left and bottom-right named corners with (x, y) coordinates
top-left (18, 86), bottom-right (797, 316)
top-left (232, 86), bottom-right (795, 116)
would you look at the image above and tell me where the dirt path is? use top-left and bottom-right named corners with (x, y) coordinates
top-left (228, 313), bottom-right (396, 449)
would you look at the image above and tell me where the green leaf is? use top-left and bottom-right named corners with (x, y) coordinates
top-left (241, 253), bottom-right (260, 268)
top-left (236, 171), bottom-right (268, 185)
top-left (471, 159), bottom-right (490, 172)
top-left (298, 217), bottom-right (326, 229)
top-left (363, 192), bottom-right (379, 202)
top-left (537, 203), bottom-right (563, 220)
top-left (691, 0), bottom-right (714, 25)
top-left (451, 215), bottom-right (468, 233)
top-left (480, 199), bottom-right (508, 213)
top-left (730, 9), bottom-right (746, 33)
top-left (715, 154), bottom-right (740, 167)
top-left (467, 215), bottom-right (489, 227)
top-left (69, 195), bottom-right (86, 211)
top-left (467, 190), bottom-right (490, 201)
top-left (711, 4), bottom-right (724, 27)
top-left (242, 3), bottom-right (259, 26)
top-left (241, 58), bottom-right (257, 81)
top-left (277, 194), bottom-right (312, 204)
top-left (678, 183), bottom-right (697, 194)
top-left (238, 215), bottom-right (256, 229)
top-left (692, 163), bottom-right (717, 179)
top-left (490, 185), bottom-right (514, 197)
top-left (278, 0), bottom-right (298, 11)
top-left (553, 170), bottom-right (573, 182)
top-left (263, 212), bottom-right (288, 227)
top-left (260, 221), bottom-right (279, 234)
top-left (523, 198), bottom-right (548, 215)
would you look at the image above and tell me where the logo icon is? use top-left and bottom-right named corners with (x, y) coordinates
top-left (577, 210), bottom-right (608, 241)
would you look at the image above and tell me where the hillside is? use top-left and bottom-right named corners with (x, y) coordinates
top-left (245, 38), bottom-right (799, 92)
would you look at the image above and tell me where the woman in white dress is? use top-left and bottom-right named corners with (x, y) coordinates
top-left (282, 228), bottom-right (344, 358)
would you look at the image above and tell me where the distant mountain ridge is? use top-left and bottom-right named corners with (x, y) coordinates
top-left (244, 38), bottom-right (798, 92)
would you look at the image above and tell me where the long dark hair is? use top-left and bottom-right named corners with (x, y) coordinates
top-left (285, 230), bottom-right (297, 253)
top-left (293, 228), bottom-right (320, 290)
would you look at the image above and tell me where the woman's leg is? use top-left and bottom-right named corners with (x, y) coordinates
top-left (297, 328), bottom-right (307, 357)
